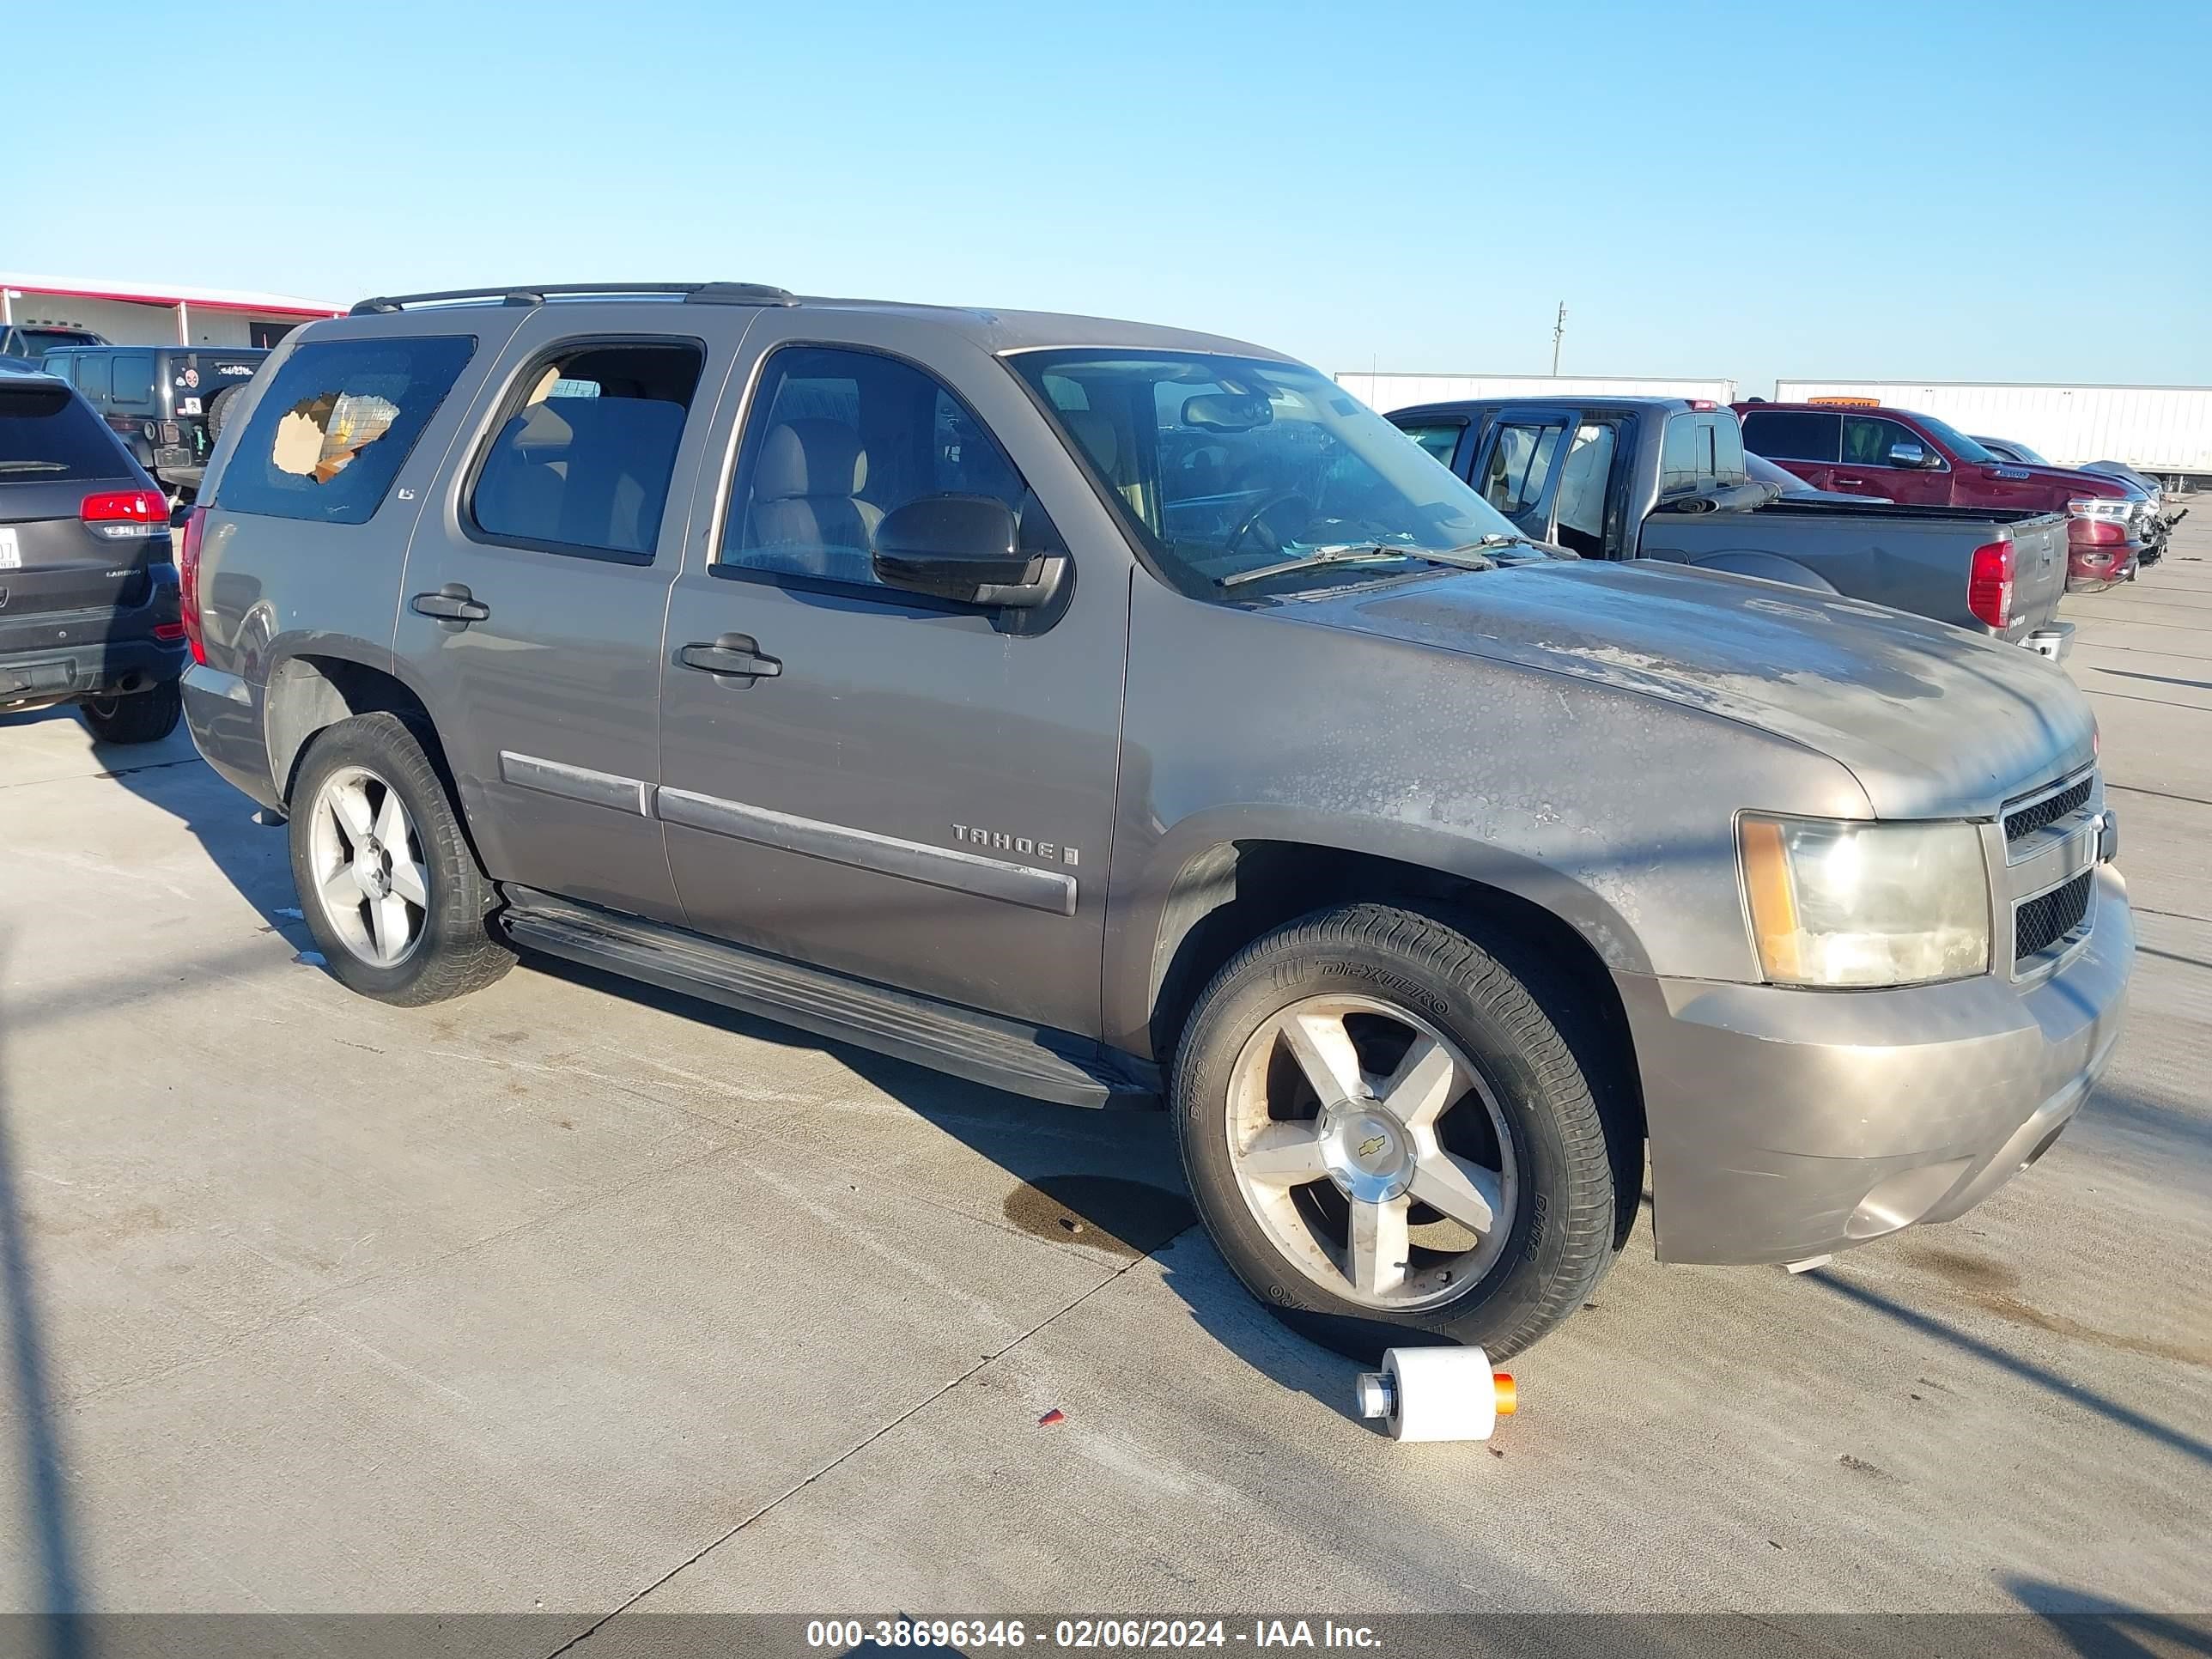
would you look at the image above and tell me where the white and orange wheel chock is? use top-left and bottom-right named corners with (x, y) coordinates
top-left (1355, 1346), bottom-right (1517, 1443)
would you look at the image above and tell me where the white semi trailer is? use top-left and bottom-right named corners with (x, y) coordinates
top-left (1339, 371), bottom-right (1738, 414)
top-left (1772, 380), bottom-right (2212, 489)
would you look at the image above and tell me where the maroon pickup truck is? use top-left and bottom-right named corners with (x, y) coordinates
top-left (1736, 402), bottom-right (2147, 592)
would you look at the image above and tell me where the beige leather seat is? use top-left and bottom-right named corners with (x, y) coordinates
top-left (1063, 410), bottom-right (1150, 523)
top-left (746, 420), bottom-right (880, 581)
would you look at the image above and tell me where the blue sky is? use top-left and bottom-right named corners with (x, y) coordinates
top-left (21, 0), bottom-right (2210, 394)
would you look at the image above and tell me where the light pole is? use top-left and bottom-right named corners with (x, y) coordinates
top-left (1551, 302), bottom-right (1566, 375)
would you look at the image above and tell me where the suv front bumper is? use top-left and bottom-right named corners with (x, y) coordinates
top-left (1617, 863), bottom-right (2131, 1266)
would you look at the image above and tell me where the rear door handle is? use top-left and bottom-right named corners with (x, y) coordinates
top-left (412, 583), bottom-right (490, 623)
top-left (1832, 476), bottom-right (1865, 487)
top-left (679, 635), bottom-right (781, 681)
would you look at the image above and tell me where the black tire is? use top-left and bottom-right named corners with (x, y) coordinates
top-left (204, 382), bottom-right (240, 443)
top-left (79, 682), bottom-right (181, 745)
top-left (1173, 902), bottom-right (1630, 1363)
top-left (287, 712), bottom-right (514, 1006)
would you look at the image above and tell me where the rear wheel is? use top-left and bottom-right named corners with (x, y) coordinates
top-left (1174, 902), bottom-right (1628, 1362)
top-left (79, 682), bottom-right (180, 745)
top-left (289, 713), bottom-right (514, 1005)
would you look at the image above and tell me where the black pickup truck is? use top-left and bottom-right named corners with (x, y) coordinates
top-left (1390, 396), bottom-right (2072, 657)
top-left (39, 344), bottom-right (267, 501)
top-left (0, 324), bottom-right (108, 368)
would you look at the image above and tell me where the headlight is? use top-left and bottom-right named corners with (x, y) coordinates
top-left (2067, 497), bottom-right (2134, 546)
top-left (1739, 815), bottom-right (1990, 987)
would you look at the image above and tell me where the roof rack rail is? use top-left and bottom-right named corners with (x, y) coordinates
top-left (349, 282), bottom-right (798, 316)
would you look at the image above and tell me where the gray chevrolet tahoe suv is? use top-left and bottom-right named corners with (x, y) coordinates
top-left (179, 281), bottom-right (2130, 1360)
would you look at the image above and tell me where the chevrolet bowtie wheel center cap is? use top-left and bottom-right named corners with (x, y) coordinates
top-left (1321, 1103), bottom-right (1416, 1204)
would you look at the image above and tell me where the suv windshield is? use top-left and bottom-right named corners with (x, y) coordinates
top-left (1910, 412), bottom-right (1996, 464)
top-left (1009, 349), bottom-right (1523, 592)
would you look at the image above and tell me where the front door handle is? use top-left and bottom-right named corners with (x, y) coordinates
top-left (679, 635), bottom-right (781, 681)
top-left (1832, 476), bottom-right (1865, 488)
top-left (412, 583), bottom-right (490, 623)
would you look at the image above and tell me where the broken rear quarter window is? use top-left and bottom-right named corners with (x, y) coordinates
top-left (217, 335), bottom-right (476, 525)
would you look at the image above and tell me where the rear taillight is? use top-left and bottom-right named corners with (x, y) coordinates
top-left (1968, 540), bottom-right (2014, 630)
top-left (80, 489), bottom-right (167, 541)
top-left (178, 505), bottom-right (208, 665)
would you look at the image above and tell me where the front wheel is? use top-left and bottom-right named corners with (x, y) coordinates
top-left (80, 682), bottom-right (181, 744)
top-left (1174, 902), bottom-right (1629, 1362)
top-left (289, 712), bottom-right (514, 1006)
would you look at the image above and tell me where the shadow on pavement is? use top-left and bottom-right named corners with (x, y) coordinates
top-left (0, 959), bottom-right (90, 1656)
top-left (3, 697), bottom-right (301, 930)
top-left (2073, 1081), bottom-right (2212, 1156)
top-left (2006, 1578), bottom-right (2212, 1658)
top-left (2133, 944), bottom-right (2212, 974)
top-left (510, 951), bottom-right (1370, 1424)
top-left (1812, 1270), bottom-right (2212, 1473)
top-left (16, 696), bottom-right (2208, 1620)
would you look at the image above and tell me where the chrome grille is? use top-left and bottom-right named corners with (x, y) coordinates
top-left (2014, 871), bottom-right (2093, 967)
top-left (2005, 777), bottom-right (2091, 844)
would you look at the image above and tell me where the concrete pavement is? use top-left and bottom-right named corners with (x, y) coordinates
top-left (0, 516), bottom-right (2207, 1636)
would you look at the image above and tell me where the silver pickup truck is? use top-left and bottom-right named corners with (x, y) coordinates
top-left (1392, 396), bottom-right (2073, 659)
top-left (178, 284), bottom-right (2129, 1361)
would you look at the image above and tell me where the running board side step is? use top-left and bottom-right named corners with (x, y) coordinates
top-left (497, 889), bottom-right (1158, 1110)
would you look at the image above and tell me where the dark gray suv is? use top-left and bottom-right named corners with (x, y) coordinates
top-left (179, 282), bottom-right (2130, 1359)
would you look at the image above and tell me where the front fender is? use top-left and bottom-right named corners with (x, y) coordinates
top-left (1109, 574), bottom-right (1876, 1061)
top-left (1099, 804), bottom-right (1652, 1057)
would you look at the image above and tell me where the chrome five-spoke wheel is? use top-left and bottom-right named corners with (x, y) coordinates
top-left (1225, 994), bottom-right (1517, 1310)
top-left (306, 764), bottom-right (431, 968)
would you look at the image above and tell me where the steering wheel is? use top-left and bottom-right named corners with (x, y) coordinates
top-left (1224, 491), bottom-right (1315, 558)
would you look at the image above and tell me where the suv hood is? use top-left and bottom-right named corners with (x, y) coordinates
top-left (1284, 560), bottom-right (2094, 819)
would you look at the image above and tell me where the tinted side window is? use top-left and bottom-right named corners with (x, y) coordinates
top-left (469, 341), bottom-right (703, 562)
top-left (217, 335), bottom-right (476, 526)
top-left (721, 345), bottom-right (1031, 591)
top-left (112, 352), bottom-right (155, 406)
top-left (40, 352), bottom-right (76, 387)
top-left (1479, 421), bottom-right (1566, 515)
top-left (1740, 409), bottom-right (1839, 463)
top-left (1711, 416), bottom-right (1746, 481)
top-left (77, 355), bottom-right (112, 400)
top-left (1659, 414), bottom-right (1716, 496)
top-left (1396, 422), bottom-right (1464, 467)
top-left (1842, 415), bottom-right (1930, 468)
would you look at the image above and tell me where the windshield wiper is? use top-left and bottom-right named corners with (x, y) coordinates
top-left (0, 460), bottom-right (69, 474)
top-left (1451, 532), bottom-right (1560, 556)
top-left (1218, 540), bottom-right (1497, 590)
